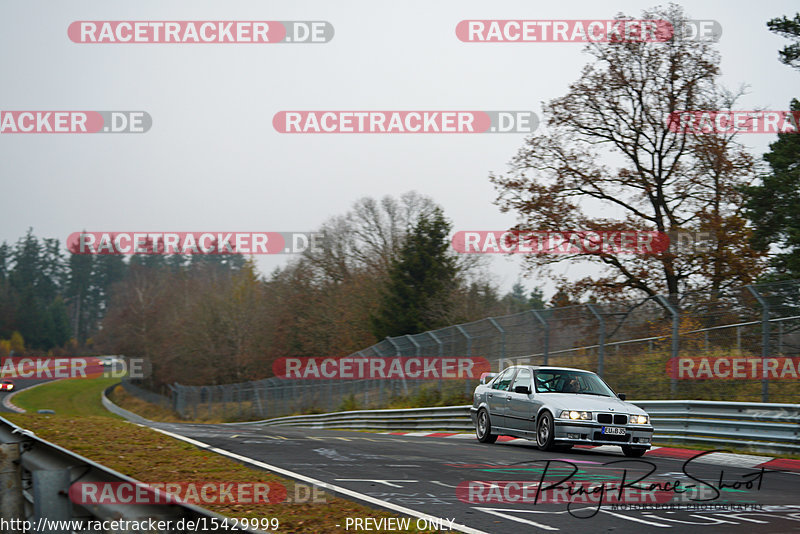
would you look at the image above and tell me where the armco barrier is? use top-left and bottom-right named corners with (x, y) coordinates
top-left (247, 405), bottom-right (474, 432)
top-left (634, 400), bottom-right (800, 453)
top-left (0, 416), bottom-right (260, 533)
top-left (254, 401), bottom-right (800, 454)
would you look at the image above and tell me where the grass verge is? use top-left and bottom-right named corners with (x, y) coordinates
top-left (4, 379), bottom-right (434, 533)
top-left (11, 377), bottom-right (122, 417)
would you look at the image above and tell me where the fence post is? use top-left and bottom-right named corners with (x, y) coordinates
top-left (530, 310), bottom-right (549, 365)
top-left (746, 285), bottom-right (770, 403)
top-left (487, 317), bottom-right (506, 366)
top-left (655, 295), bottom-right (679, 397)
top-left (586, 304), bottom-right (606, 376)
top-left (168, 383), bottom-right (180, 417)
top-left (456, 325), bottom-right (473, 394)
top-left (385, 337), bottom-right (407, 395)
top-left (404, 334), bottom-right (425, 397)
top-left (428, 331), bottom-right (444, 395)
top-left (736, 325), bottom-right (742, 354)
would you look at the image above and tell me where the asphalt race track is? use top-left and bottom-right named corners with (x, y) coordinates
top-left (143, 421), bottom-right (800, 533)
top-left (0, 377), bottom-right (54, 413)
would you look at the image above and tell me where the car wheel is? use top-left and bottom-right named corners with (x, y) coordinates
top-left (476, 409), bottom-right (498, 444)
top-left (536, 411), bottom-right (555, 451)
top-left (622, 446), bottom-right (647, 457)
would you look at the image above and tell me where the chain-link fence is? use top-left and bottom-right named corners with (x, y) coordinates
top-left (124, 280), bottom-right (800, 421)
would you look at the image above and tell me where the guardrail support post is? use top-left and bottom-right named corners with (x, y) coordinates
top-left (0, 443), bottom-right (23, 525)
top-left (747, 285), bottom-right (770, 403)
top-left (530, 310), bottom-right (549, 365)
top-left (32, 470), bottom-right (72, 533)
top-left (655, 295), bottom-right (679, 397)
top-left (586, 304), bottom-right (606, 376)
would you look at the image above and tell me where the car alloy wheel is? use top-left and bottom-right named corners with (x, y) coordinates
top-left (536, 411), bottom-right (554, 451)
top-left (476, 409), bottom-right (498, 444)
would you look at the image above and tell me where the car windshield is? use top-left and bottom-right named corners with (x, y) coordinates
top-left (534, 370), bottom-right (615, 396)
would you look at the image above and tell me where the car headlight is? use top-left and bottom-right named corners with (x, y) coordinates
top-left (560, 410), bottom-right (591, 420)
top-left (631, 415), bottom-right (649, 424)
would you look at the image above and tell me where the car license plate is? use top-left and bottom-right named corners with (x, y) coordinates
top-left (602, 426), bottom-right (626, 435)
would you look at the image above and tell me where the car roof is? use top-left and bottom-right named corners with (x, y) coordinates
top-left (500, 365), bottom-right (595, 373)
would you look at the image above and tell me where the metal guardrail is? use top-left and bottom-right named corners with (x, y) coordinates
top-left (634, 400), bottom-right (800, 453)
top-left (0, 416), bottom-right (260, 534)
top-left (250, 406), bottom-right (474, 432)
top-left (256, 401), bottom-right (800, 454)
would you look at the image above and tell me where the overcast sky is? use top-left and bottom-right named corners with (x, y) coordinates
top-left (1, 1), bottom-right (797, 297)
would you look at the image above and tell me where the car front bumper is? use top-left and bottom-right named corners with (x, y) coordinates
top-left (554, 419), bottom-right (654, 448)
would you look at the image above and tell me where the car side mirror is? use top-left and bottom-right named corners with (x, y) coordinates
top-left (514, 385), bottom-right (532, 394)
top-left (617, 393), bottom-right (627, 401)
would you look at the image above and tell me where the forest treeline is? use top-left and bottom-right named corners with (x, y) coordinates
top-left (0, 193), bottom-right (544, 386)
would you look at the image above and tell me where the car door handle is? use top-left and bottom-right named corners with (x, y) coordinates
top-left (488, 393), bottom-right (493, 398)
top-left (506, 397), bottom-right (511, 401)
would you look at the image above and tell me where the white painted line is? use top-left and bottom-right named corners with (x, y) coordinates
top-left (335, 479), bottom-right (417, 488)
top-left (473, 507), bottom-right (559, 530)
top-left (695, 452), bottom-right (773, 468)
top-left (599, 508), bottom-right (671, 526)
top-left (580, 445), bottom-right (621, 454)
top-left (147, 426), bottom-right (490, 534)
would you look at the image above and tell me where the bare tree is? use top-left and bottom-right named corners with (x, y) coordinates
top-left (491, 4), bottom-right (765, 301)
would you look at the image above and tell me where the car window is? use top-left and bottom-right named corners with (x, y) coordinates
top-left (491, 368), bottom-right (516, 391)
top-left (534, 370), bottom-right (613, 396)
top-left (511, 369), bottom-right (532, 391)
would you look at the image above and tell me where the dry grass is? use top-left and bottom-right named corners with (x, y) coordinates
top-left (5, 379), bottom-right (436, 533)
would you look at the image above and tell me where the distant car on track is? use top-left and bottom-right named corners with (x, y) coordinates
top-left (0, 379), bottom-right (14, 392)
top-left (98, 355), bottom-right (123, 367)
top-left (471, 365), bottom-right (653, 457)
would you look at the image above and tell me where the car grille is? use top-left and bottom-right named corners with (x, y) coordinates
top-left (594, 431), bottom-right (629, 442)
top-left (597, 413), bottom-right (628, 425)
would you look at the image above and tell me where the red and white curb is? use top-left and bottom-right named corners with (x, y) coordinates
top-left (380, 431), bottom-right (800, 473)
top-left (2, 389), bottom-right (27, 413)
